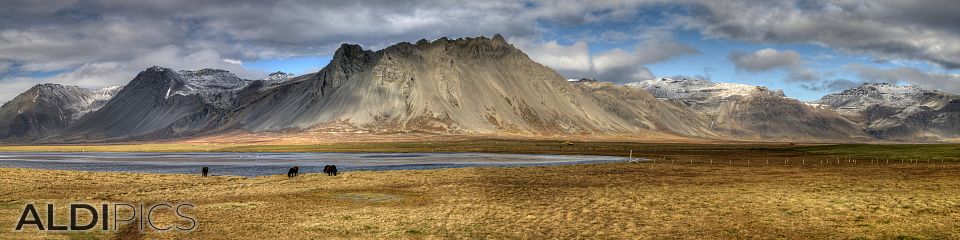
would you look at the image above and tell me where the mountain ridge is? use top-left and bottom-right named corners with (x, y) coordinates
top-left (0, 84), bottom-right (120, 140)
top-left (818, 82), bottom-right (960, 140)
top-left (0, 35), bottom-right (956, 143)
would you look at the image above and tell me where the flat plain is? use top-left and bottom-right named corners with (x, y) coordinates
top-left (0, 141), bottom-right (958, 239)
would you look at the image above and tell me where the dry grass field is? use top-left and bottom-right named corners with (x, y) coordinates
top-left (1, 158), bottom-right (960, 239)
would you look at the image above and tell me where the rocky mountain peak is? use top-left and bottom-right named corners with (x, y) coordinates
top-left (842, 82), bottom-right (926, 96)
top-left (327, 35), bottom-right (519, 71)
top-left (629, 77), bottom-right (781, 101)
top-left (333, 44), bottom-right (374, 61)
top-left (118, 67), bottom-right (249, 109)
top-left (328, 44), bottom-right (378, 74)
top-left (491, 33), bottom-right (507, 45)
top-left (30, 83), bottom-right (72, 93)
top-left (267, 71), bottom-right (293, 77)
top-left (0, 83), bottom-right (122, 139)
top-left (145, 66), bottom-right (173, 73)
top-left (818, 83), bottom-right (939, 110)
top-left (126, 66), bottom-right (185, 93)
top-left (817, 83), bottom-right (960, 140)
top-left (178, 68), bottom-right (246, 89)
top-left (264, 71), bottom-right (295, 82)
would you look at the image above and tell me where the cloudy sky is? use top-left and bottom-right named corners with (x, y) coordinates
top-left (2, 0), bottom-right (960, 102)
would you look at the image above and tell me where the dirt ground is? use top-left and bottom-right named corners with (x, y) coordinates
top-left (1, 161), bottom-right (959, 239)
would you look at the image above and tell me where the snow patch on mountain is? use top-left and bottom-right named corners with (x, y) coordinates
top-left (175, 69), bottom-right (249, 95)
top-left (263, 71), bottom-right (295, 84)
top-left (172, 69), bottom-right (252, 109)
top-left (817, 83), bottom-right (937, 112)
top-left (627, 77), bottom-right (783, 101)
top-left (73, 85), bottom-right (123, 119)
top-left (817, 82), bottom-right (960, 140)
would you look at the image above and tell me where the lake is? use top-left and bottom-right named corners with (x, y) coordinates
top-left (0, 152), bottom-right (629, 177)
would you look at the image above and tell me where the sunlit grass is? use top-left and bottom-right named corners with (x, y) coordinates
top-left (1, 161), bottom-right (959, 239)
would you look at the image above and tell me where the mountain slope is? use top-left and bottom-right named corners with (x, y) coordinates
top-left (630, 78), bottom-right (867, 141)
top-left (228, 35), bottom-right (646, 134)
top-left (572, 81), bottom-right (717, 138)
top-left (62, 67), bottom-right (251, 140)
top-left (818, 83), bottom-right (960, 140)
top-left (0, 84), bottom-right (119, 140)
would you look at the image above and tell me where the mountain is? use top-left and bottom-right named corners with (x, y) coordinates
top-left (263, 71), bottom-right (295, 84)
top-left (61, 68), bottom-right (252, 140)
top-left (17, 35), bottom-right (667, 141)
top-left (818, 83), bottom-right (960, 140)
top-left (4, 35), bottom-right (948, 143)
top-left (0, 84), bottom-right (120, 140)
top-left (629, 77), bottom-right (777, 102)
top-left (226, 35), bottom-right (646, 134)
top-left (572, 81), bottom-right (717, 138)
top-left (630, 77), bottom-right (867, 140)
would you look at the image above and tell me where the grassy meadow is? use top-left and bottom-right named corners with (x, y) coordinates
top-left (0, 140), bottom-right (958, 239)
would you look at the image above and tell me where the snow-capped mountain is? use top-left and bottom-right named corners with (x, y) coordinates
top-left (627, 77), bottom-right (865, 140)
top-left (3, 35), bottom-right (955, 143)
top-left (50, 35), bottom-right (663, 140)
top-left (628, 77), bottom-right (783, 101)
top-left (59, 67), bottom-right (261, 140)
top-left (263, 71), bottom-right (295, 83)
top-left (818, 83), bottom-right (960, 140)
top-left (818, 83), bottom-right (941, 113)
top-left (172, 68), bottom-right (252, 109)
top-left (0, 84), bottom-right (121, 139)
top-left (176, 69), bottom-right (249, 93)
top-left (75, 85), bottom-right (123, 119)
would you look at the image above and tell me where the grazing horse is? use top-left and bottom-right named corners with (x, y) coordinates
top-left (323, 165), bottom-right (338, 176)
top-left (201, 167), bottom-right (209, 177)
top-left (287, 166), bottom-right (299, 178)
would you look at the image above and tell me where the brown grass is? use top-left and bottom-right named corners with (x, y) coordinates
top-left (1, 161), bottom-right (959, 239)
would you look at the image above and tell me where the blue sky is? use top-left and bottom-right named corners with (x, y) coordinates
top-left (245, 56), bottom-right (332, 76)
top-left (235, 2), bottom-right (959, 101)
top-left (2, 0), bottom-right (960, 102)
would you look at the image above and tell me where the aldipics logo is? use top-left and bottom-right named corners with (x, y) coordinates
top-left (14, 203), bottom-right (197, 232)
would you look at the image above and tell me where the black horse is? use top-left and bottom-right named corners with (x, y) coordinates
top-left (323, 165), bottom-right (338, 176)
top-left (201, 167), bottom-right (209, 177)
top-left (287, 166), bottom-right (299, 178)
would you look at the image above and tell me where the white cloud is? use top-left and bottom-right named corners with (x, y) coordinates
top-left (516, 32), bottom-right (699, 83)
top-left (513, 39), bottom-right (593, 73)
top-left (728, 48), bottom-right (821, 83)
top-left (0, 46), bottom-right (266, 102)
top-left (223, 59), bottom-right (243, 65)
top-left (683, 0), bottom-right (960, 69)
top-left (3, 0), bottom-right (960, 100)
top-left (728, 48), bottom-right (802, 72)
top-left (846, 64), bottom-right (960, 94)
